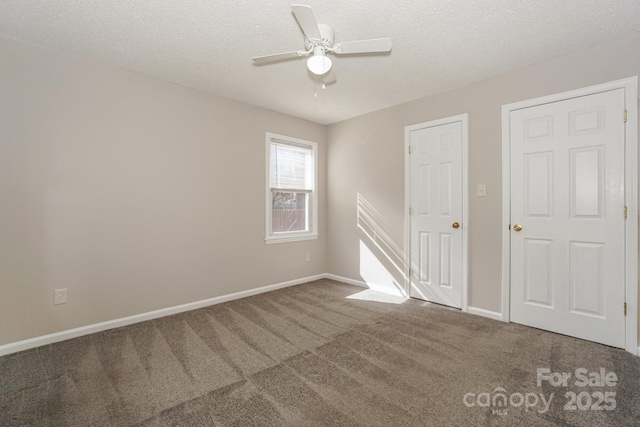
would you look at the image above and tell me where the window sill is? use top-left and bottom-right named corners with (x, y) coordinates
top-left (265, 233), bottom-right (319, 244)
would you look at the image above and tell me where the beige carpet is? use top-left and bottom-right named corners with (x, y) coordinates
top-left (1, 279), bottom-right (639, 426)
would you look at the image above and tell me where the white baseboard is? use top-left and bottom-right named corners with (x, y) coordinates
top-left (5, 274), bottom-right (634, 359)
top-left (0, 274), bottom-right (325, 357)
top-left (467, 306), bottom-right (503, 322)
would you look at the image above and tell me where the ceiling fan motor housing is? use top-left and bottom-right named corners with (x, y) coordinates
top-left (305, 23), bottom-right (335, 51)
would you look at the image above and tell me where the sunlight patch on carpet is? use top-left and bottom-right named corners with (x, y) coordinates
top-left (346, 289), bottom-right (408, 305)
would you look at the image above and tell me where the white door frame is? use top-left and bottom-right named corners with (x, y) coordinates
top-left (501, 77), bottom-right (638, 355)
top-left (404, 114), bottom-right (469, 312)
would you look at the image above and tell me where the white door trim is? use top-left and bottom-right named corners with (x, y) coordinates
top-left (404, 114), bottom-right (469, 312)
top-left (501, 77), bottom-right (638, 355)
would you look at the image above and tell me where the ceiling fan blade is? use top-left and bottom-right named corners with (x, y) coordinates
top-left (252, 51), bottom-right (304, 64)
top-left (323, 68), bottom-right (337, 84)
top-left (334, 38), bottom-right (392, 54)
top-left (292, 4), bottom-right (322, 41)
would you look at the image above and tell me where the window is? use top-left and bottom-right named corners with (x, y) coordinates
top-left (265, 133), bottom-right (318, 243)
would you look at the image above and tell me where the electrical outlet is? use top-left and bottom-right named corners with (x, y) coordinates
top-left (305, 252), bottom-right (311, 262)
top-left (54, 288), bottom-right (67, 305)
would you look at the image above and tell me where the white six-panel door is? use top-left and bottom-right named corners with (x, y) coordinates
top-left (408, 120), bottom-right (464, 308)
top-left (509, 89), bottom-right (626, 347)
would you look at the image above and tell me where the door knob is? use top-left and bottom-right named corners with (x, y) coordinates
top-left (452, 222), bottom-right (460, 229)
top-left (513, 224), bottom-right (522, 231)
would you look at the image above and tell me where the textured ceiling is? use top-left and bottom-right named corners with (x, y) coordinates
top-left (0, 1), bottom-right (638, 125)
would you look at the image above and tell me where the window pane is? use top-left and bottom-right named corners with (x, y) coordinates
top-left (272, 192), bottom-right (309, 233)
top-left (266, 133), bottom-right (317, 242)
top-left (270, 142), bottom-right (313, 191)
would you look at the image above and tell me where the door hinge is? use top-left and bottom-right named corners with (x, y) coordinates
top-left (624, 109), bottom-right (627, 123)
top-left (408, 145), bottom-right (412, 154)
top-left (624, 302), bottom-right (627, 316)
top-left (409, 207), bottom-right (413, 215)
top-left (624, 206), bottom-right (628, 219)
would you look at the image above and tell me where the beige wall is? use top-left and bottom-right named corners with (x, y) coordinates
top-left (2, 30), bottom-right (639, 348)
top-left (0, 35), bottom-right (327, 346)
top-left (327, 34), bottom-right (640, 314)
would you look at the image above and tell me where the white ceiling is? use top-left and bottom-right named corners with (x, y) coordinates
top-left (0, 1), bottom-right (638, 125)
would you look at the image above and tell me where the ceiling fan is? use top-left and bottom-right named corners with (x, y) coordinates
top-left (252, 4), bottom-right (392, 84)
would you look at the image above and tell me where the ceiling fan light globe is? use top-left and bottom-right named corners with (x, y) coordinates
top-left (307, 54), bottom-right (332, 75)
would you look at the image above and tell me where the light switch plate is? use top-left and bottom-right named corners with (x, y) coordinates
top-left (477, 184), bottom-right (487, 197)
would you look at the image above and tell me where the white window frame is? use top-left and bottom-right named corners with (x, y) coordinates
top-left (265, 132), bottom-right (318, 244)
